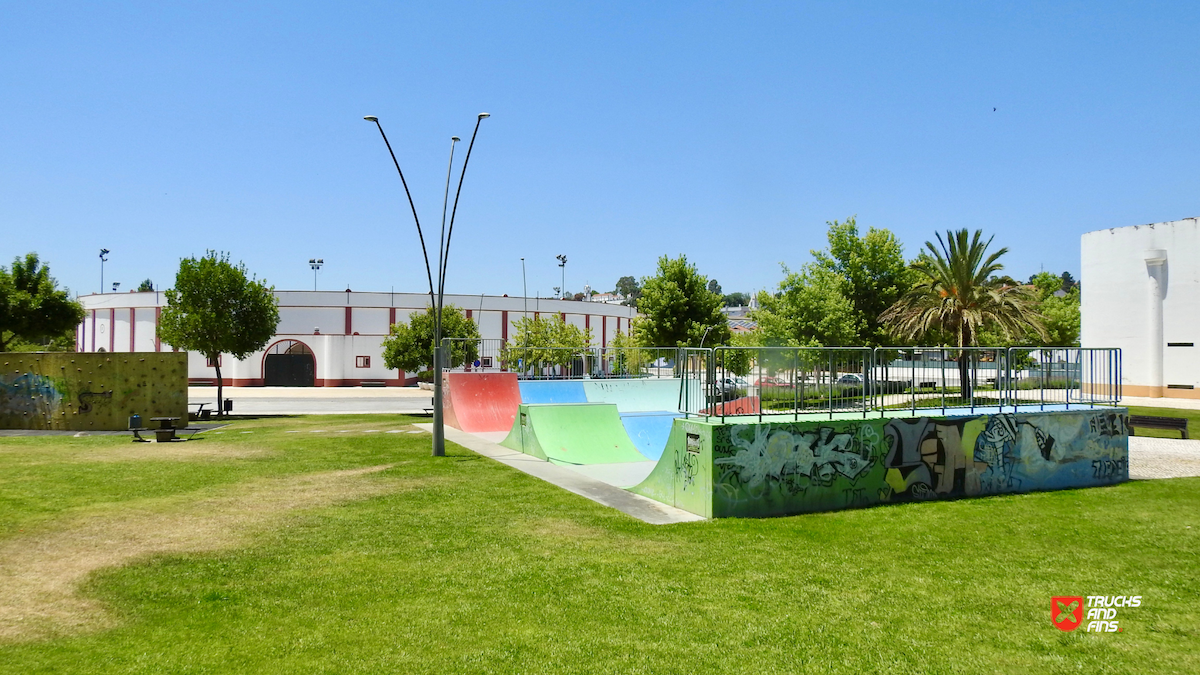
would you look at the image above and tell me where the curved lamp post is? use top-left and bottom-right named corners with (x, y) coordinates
top-left (365, 113), bottom-right (490, 456)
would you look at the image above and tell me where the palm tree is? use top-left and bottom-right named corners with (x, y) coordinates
top-left (879, 229), bottom-right (1046, 400)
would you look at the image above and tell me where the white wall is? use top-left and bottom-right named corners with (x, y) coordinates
top-left (1082, 217), bottom-right (1200, 397)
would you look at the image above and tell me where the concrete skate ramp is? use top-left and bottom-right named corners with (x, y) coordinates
top-left (518, 380), bottom-right (587, 405)
top-left (441, 372), bottom-right (521, 433)
top-left (619, 412), bottom-right (682, 460)
top-left (582, 379), bottom-right (683, 413)
top-left (501, 403), bottom-right (649, 466)
top-left (701, 396), bottom-right (761, 416)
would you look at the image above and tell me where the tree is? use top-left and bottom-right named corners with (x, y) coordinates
top-left (381, 305), bottom-right (480, 379)
top-left (880, 230), bottom-right (1045, 398)
top-left (137, 279), bottom-right (155, 292)
top-left (750, 264), bottom-right (859, 347)
top-left (634, 255), bottom-right (729, 347)
top-left (614, 275), bottom-right (642, 306)
top-left (0, 253), bottom-right (85, 352)
top-left (722, 292), bottom-right (751, 307)
top-left (808, 217), bottom-right (914, 346)
top-left (502, 314), bottom-right (593, 372)
top-left (158, 252), bottom-right (279, 416)
top-left (707, 279), bottom-right (723, 295)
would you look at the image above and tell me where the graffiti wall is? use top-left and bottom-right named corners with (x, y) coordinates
top-left (634, 409), bottom-right (1129, 518)
top-left (0, 353), bottom-right (188, 430)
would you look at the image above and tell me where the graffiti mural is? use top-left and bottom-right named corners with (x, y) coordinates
top-left (702, 409), bottom-right (1129, 518)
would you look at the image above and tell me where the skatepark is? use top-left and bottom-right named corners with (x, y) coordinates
top-left (436, 346), bottom-right (1133, 519)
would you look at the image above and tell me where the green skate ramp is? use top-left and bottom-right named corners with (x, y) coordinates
top-left (582, 379), bottom-right (683, 413)
top-left (500, 403), bottom-right (649, 466)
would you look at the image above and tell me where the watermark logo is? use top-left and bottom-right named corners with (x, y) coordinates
top-left (1052, 596), bottom-right (1084, 631)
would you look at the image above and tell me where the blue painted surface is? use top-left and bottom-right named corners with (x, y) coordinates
top-left (620, 411), bottom-right (683, 460)
top-left (518, 380), bottom-right (588, 404)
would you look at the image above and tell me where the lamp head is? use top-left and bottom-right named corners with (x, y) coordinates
top-left (452, 136), bottom-right (461, 142)
top-left (478, 112), bottom-right (490, 119)
top-left (363, 116), bottom-right (378, 122)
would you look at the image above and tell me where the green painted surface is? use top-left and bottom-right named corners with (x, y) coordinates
top-left (582, 378), bottom-right (684, 412)
top-left (503, 403), bottom-right (649, 466)
top-left (0, 353), bottom-right (188, 430)
top-left (629, 419), bottom-right (714, 518)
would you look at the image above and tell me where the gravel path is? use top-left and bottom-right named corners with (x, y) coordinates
top-left (1129, 436), bottom-right (1200, 480)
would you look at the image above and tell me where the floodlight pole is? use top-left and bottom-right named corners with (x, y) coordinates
top-left (99, 249), bottom-right (109, 294)
top-left (366, 113), bottom-right (489, 457)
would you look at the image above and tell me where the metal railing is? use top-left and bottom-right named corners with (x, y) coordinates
top-left (440, 339), bottom-right (1122, 418)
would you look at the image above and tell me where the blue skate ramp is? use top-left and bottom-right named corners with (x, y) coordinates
top-left (619, 411), bottom-right (682, 461)
top-left (583, 378), bottom-right (683, 413)
top-left (518, 380), bottom-right (587, 404)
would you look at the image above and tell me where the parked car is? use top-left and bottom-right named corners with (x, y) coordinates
top-left (754, 376), bottom-right (788, 388)
top-left (837, 373), bottom-right (864, 385)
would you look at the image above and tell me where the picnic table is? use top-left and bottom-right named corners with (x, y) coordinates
top-left (188, 402), bottom-right (214, 421)
top-left (150, 417), bottom-right (182, 443)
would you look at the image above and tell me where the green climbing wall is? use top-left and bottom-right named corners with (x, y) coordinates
top-left (0, 352), bottom-right (188, 431)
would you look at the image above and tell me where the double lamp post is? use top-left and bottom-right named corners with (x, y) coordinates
top-left (364, 112), bottom-right (489, 457)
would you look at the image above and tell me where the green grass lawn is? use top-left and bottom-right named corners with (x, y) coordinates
top-left (0, 414), bottom-right (1197, 674)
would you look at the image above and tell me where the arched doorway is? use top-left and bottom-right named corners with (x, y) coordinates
top-left (263, 340), bottom-right (316, 386)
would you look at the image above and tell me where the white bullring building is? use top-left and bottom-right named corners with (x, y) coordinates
top-left (76, 291), bottom-right (637, 387)
top-left (1082, 217), bottom-right (1200, 399)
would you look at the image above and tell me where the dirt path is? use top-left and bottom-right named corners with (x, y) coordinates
top-left (0, 465), bottom-right (411, 642)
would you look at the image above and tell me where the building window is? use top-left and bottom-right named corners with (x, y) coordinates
top-left (356, 355), bottom-right (370, 368)
top-left (206, 355), bottom-right (222, 367)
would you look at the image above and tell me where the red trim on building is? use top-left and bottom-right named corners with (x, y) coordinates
top-left (90, 310), bottom-right (96, 352)
top-left (389, 307), bottom-right (396, 329)
top-left (345, 307), bottom-right (352, 335)
top-left (129, 308), bottom-right (136, 352)
top-left (561, 312), bottom-right (566, 322)
top-left (602, 315), bottom-right (607, 347)
top-left (154, 307), bottom-right (161, 352)
top-left (585, 314), bottom-right (590, 332)
top-left (108, 309), bottom-right (115, 353)
top-left (466, 309), bottom-right (472, 320)
top-left (501, 311), bottom-right (508, 342)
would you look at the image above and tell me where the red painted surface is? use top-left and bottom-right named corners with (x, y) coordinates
top-left (700, 396), bottom-right (762, 416)
top-left (129, 308), bottom-right (136, 352)
top-left (90, 310), bottom-right (96, 352)
top-left (501, 311), bottom-right (508, 341)
top-left (389, 307), bottom-right (396, 328)
top-left (441, 372), bottom-right (521, 432)
top-left (560, 312), bottom-right (566, 322)
top-left (602, 315), bottom-right (607, 347)
top-left (345, 307), bottom-right (352, 335)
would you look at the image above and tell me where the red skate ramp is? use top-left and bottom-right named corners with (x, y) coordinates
top-left (442, 372), bottom-right (522, 432)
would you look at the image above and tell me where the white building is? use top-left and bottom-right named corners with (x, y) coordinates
top-left (76, 291), bottom-right (638, 387)
top-left (1081, 217), bottom-right (1200, 399)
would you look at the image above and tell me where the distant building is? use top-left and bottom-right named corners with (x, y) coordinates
top-left (77, 290), bottom-right (637, 387)
top-left (1081, 217), bottom-right (1200, 399)
top-left (587, 292), bottom-right (626, 304)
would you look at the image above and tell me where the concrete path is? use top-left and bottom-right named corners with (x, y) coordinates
top-left (1129, 436), bottom-right (1200, 480)
top-left (1119, 395), bottom-right (1200, 411)
top-left (189, 386), bottom-right (432, 415)
top-left (416, 424), bottom-right (704, 525)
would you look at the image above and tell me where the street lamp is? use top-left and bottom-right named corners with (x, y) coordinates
top-left (309, 258), bottom-right (324, 291)
top-left (99, 249), bottom-right (109, 293)
top-left (365, 112), bottom-right (490, 457)
top-left (112, 282), bottom-right (121, 293)
top-left (556, 254), bottom-right (567, 299)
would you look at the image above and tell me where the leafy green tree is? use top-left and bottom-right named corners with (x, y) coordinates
top-left (750, 264), bottom-right (859, 347)
top-left (880, 230), bottom-right (1045, 398)
top-left (722, 292), bottom-right (751, 307)
top-left (634, 255), bottom-right (729, 347)
top-left (809, 217), bottom-right (914, 346)
top-left (0, 253), bottom-right (86, 352)
top-left (137, 279), bottom-right (155, 292)
top-left (158, 252), bottom-right (279, 416)
top-left (707, 279), bottom-right (722, 295)
top-left (605, 326), bottom-right (656, 376)
top-left (614, 275), bottom-right (642, 306)
top-left (502, 314), bottom-right (593, 371)
top-left (981, 271), bottom-right (1079, 347)
top-left (381, 306), bottom-right (480, 378)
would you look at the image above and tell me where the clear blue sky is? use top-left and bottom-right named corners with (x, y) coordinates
top-left (3, 1), bottom-right (1198, 299)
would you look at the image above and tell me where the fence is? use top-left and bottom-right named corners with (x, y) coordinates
top-left (438, 339), bottom-right (1121, 419)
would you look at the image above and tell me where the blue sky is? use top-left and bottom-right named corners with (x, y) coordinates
top-left (3, 1), bottom-right (1198, 299)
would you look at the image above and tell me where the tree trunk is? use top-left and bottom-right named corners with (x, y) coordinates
top-left (213, 357), bottom-right (224, 418)
top-left (958, 325), bottom-right (972, 403)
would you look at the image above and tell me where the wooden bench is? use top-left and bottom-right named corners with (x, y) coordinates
top-left (1128, 415), bottom-right (1190, 439)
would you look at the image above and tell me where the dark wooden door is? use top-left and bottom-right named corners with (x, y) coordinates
top-left (264, 354), bottom-right (315, 386)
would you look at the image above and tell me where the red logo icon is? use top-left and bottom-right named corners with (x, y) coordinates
top-left (1052, 596), bottom-right (1084, 631)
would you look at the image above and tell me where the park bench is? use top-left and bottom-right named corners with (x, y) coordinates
top-left (150, 416), bottom-right (182, 442)
top-left (188, 402), bottom-right (213, 421)
top-left (1128, 415), bottom-right (1190, 439)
